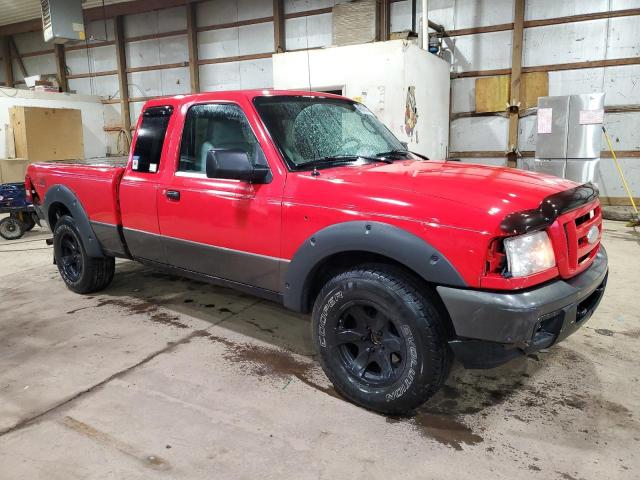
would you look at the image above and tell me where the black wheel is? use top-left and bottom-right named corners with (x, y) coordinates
top-left (53, 215), bottom-right (115, 294)
top-left (0, 217), bottom-right (25, 240)
top-left (312, 264), bottom-right (451, 415)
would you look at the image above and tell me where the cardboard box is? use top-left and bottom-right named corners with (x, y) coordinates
top-left (0, 158), bottom-right (30, 184)
top-left (9, 106), bottom-right (84, 161)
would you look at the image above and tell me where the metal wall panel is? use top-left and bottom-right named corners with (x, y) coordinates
top-left (198, 23), bottom-right (274, 59)
top-left (450, 116), bottom-right (509, 151)
top-left (198, 0), bottom-right (274, 25)
top-left (595, 157), bottom-right (640, 198)
top-left (284, 0), bottom-right (335, 14)
top-left (125, 36), bottom-right (189, 69)
top-left (604, 65), bottom-right (640, 105)
top-left (524, 0), bottom-right (606, 21)
top-left (238, 23), bottom-right (275, 55)
top-left (13, 31), bottom-right (50, 54)
top-left (198, 28), bottom-right (241, 60)
top-left (199, 58), bottom-right (272, 92)
top-left (604, 112), bottom-right (640, 151)
top-left (124, 6), bottom-right (186, 37)
top-left (523, 19), bottom-right (608, 67)
top-left (452, 30), bottom-right (512, 73)
top-left (451, 77), bottom-right (477, 113)
top-left (68, 75), bottom-right (119, 98)
top-left (548, 68), bottom-right (605, 97)
top-left (611, 0), bottom-right (640, 8)
top-left (199, 62), bottom-right (241, 91)
top-left (285, 14), bottom-right (333, 50)
top-left (518, 115), bottom-right (537, 151)
top-left (459, 157), bottom-right (507, 167)
top-left (66, 45), bottom-right (118, 75)
top-left (12, 55), bottom-right (57, 81)
top-left (607, 16), bottom-right (640, 60)
top-left (239, 58), bottom-right (273, 89)
top-left (453, 0), bottom-right (514, 30)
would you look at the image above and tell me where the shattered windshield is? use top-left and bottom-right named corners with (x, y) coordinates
top-left (253, 95), bottom-right (408, 169)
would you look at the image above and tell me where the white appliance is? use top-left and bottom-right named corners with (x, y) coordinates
top-left (519, 93), bottom-right (605, 183)
top-left (272, 40), bottom-right (450, 159)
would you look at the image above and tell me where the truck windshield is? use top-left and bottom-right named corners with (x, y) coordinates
top-left (253, 95), bottom-right (409, 170)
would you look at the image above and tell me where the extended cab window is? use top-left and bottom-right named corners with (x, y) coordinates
top-left (131, 106), bottom-right (173, 173)
top-left (178, 103), bottom-right (266, 173)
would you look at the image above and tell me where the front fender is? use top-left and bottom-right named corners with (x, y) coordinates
top-left (44, 184), bottom-right (104, 258)
top-left (282, 221), bottom-right (466, 312)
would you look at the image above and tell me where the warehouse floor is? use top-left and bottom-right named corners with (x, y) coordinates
top-left (0, 220), bottom-right (638, 479)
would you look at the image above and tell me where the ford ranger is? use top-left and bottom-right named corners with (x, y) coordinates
top-left (26, 90), bottom-right (608, 414)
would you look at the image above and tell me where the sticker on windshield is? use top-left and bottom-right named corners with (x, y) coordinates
top-left (132, 156), bottom-right (139, 170)
top-left (149, 163), bottom-right (158, 173)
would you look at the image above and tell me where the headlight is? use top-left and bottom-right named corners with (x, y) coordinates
top-left (503, 231), bottom-right (555, 277)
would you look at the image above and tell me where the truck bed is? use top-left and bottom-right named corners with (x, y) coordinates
top-left (27, 161), bottom-right (126, 226)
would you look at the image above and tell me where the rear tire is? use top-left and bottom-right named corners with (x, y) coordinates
top-left (0, 217), bottom-right (25, 240)
top-left (312, 264), bottom-right (451, 415)
top-left (53, 215), bottom-right (115, 294)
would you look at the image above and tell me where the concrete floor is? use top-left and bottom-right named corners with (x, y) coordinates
top-left (0, 221), bottom-right (638, 480)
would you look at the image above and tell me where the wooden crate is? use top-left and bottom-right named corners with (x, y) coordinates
top-left (0, 158), bottom-right (30, 184)
top-left (10, 106), bottom-right (84, 161)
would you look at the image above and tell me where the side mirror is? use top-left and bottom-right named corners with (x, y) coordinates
top-left (205, 149), bottom-right (270, 183)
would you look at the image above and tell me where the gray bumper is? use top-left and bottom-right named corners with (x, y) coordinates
top-left (437, 247), bottom-right (608, 367)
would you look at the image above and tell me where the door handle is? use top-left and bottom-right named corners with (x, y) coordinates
top-left (165, 190), bottom-right (180, 201)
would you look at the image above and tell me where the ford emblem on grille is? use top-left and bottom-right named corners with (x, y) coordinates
top-left (587, 225), bottom-right (599, 244)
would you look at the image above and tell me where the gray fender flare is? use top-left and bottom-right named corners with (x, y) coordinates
top-left (282, 220), bottom-right (466, 312)
top-left (44, 184), bottom-right (104, 258)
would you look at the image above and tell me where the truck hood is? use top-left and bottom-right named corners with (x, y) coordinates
top-left (287, 160), bottom-right (580, 233)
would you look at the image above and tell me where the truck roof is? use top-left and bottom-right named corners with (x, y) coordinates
top-left (143, 89), bottom-right (347, 109)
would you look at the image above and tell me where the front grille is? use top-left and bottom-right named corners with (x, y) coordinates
top-left (549, 200), bottom-right (602, 279)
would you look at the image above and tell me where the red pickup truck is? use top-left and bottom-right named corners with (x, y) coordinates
top-left (26, 90), bottom-right (608, 414)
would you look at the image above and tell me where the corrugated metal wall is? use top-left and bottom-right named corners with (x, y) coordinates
top-left (1, 0), bottom-right (638, 202)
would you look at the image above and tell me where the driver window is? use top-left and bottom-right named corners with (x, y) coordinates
top-left (178, 104), bottom-right (266, 173)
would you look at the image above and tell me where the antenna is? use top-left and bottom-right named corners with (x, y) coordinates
top-left (304, 16), bottom-right (311, 91)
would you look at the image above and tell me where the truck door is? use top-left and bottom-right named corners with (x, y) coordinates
top-left (156, 102), bottom-right (285, 293)
top-left (119, 106), bottom-right (174, 264)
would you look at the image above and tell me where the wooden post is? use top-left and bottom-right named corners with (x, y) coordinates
top-left (54, 44), bottom-right (68, 92)
top-left (411, 0), bottom-right (417, 33)
top-left (378, 0), bottom-right (390, 41)
top-left (186, 2), bottom-right (200, 93)
top-left (507, 0), bottom-right (525, 167)
top-left (273, 0), bottom-right (285, 53)
top-left (9, 37), bottom-right (27, 79)
top-left (1, 36), bottom-right (13, 88)
top-left (114, 16), bottom-right (131, 132)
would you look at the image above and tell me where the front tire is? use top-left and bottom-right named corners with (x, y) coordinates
top-left (312, 264), bottom-right (451, 415)
top-left (53, 215), bottom-right (115, 294)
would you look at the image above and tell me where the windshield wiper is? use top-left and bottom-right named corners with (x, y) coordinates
top-left (299, 155), bottom-right (391, 172)
top-left (375, 149), bottom-right (429, 160)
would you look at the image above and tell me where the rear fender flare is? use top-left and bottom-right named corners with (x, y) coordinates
top-left (44, 184), bottom-right (104, 258)
top-left (282, 221), bottom-right (466, 312)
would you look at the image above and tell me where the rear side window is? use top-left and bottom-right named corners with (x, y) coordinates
top-left (131, 106), bottom-right (173, 173)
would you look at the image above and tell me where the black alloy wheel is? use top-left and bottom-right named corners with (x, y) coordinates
top-left (335, 302), bottom-right (406, 386)
top-left (58, 230), bottom-right (84, 282)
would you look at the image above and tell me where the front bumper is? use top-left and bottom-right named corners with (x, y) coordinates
top-left (437, 246), bottom-right (608, 369)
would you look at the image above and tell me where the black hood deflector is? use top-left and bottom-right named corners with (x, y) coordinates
top-left (500, 182), bottom-right (599, 235)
